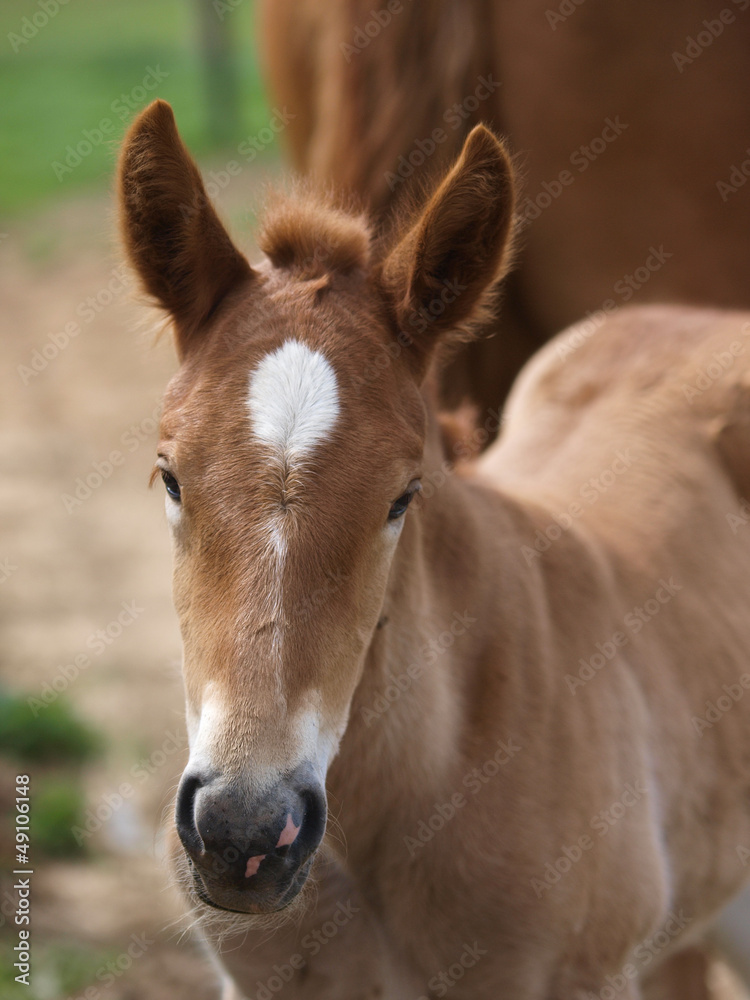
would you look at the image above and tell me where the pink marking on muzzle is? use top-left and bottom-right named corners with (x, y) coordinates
top-left (245, 854), bottom-right (266, 878)
top-left (276, 813), bottom-right (301, 848)
top-left (243, 815), bottom-right (300, 878)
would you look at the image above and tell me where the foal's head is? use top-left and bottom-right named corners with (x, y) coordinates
top-left (118, 101), bottom-right (515, 915)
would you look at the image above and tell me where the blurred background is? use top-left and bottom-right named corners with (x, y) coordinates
top-left (0, 1), bottom-right (279, 996)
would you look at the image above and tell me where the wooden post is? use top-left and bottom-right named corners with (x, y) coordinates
top-left (196, 0), bottom-right (241, 145)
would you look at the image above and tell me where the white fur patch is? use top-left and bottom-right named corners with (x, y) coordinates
top-left (247, 340), bottom-right (339, 460)
top-left (293, 706), bottom-right (345, 782)
top-left (185, 690), bottom-right (224, 769)
top-left (164, 493), bottom-right (181, 529)
top-left (186, 692), bottom-right (339, 794)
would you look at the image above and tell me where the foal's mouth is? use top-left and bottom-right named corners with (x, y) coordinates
top-left (186, 852), bottom-right (313, 915)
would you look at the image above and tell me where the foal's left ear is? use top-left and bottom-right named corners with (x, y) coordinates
top-left (380, 125), bottom-right (516, 377)
top-left (118, 100), bottom-right (253, 357)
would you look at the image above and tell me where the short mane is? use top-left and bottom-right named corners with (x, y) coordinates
top-left (258, 187), bottom-right (372, 279)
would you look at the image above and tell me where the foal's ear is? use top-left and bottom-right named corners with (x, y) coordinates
top-left (118, 100), bottom-right (253, 357)
top-left (380, 125), bottom-right (516, 376)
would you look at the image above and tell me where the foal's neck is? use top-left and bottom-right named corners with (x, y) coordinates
top-left (328, 399), bottom-right (550, 843)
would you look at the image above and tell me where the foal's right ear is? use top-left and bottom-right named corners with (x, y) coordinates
top-left (118, 100), bottom-right (253, 357)
top-left (380, 124), bottom-right (516, 378)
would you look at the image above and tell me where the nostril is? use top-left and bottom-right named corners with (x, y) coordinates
top-left (175, 773), bottom-right (205, 855)
top-left (299, 785), bottom-right (327, 853)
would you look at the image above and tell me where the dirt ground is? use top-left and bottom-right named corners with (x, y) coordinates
top-left (2, 172), bottom-right (750, 1000)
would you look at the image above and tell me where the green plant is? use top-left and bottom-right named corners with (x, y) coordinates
top-left (32, 777), bottom-right (88, 856)
top-left (0, 691), bottom-right (102, 764)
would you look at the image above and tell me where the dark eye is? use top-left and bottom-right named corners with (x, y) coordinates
top-left (161, 469), bottom-right (181, 502)
top-left (388, 481), bottom-right (421, 521)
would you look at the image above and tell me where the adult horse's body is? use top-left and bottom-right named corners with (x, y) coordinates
top-left (259, 0), bottom-right (750, 413)
top-left (119, 102), bottom-right (750, 998)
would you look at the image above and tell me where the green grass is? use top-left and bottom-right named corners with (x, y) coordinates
top-left (0, 692), bottom-right (102, 859)
top-left (0, 691), bottom-right (101, 763)
top-left (0, 939), bottom-right (118, 1000)
top-left (32, 777), bottom-right (89, 856)
top-left (0, 0), bottom-right (274, 216)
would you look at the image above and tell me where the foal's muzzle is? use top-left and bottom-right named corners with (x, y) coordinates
top-left (174, 764), bottom-right (327, 913)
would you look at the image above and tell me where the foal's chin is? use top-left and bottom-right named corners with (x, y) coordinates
top-left (188, 855), bottom-right (313, 916)
top-left (168, 828), bottom-right (314, 928)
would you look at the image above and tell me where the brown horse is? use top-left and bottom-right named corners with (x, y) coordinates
top-left (119, 101), bottom-right (750, 998)
top-left (258, 0), bottom-right (750, 417)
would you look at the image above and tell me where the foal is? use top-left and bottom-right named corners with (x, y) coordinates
top-left (119, 100), bottom-right (750, 998)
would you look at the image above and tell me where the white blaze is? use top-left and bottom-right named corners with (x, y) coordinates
top-left (181, 343), bottom-right (343, 791)
top-left (247, 339), bottom-right (340, 461)
top-left (245, 336), bottom-right (341, 641)
top-left (244, 340), bottom-right (342, 776)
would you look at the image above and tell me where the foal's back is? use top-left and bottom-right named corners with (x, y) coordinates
top-left (480, 304), bottom-right (750, 921)
top-left (486, 304), bottom-right (750, 521)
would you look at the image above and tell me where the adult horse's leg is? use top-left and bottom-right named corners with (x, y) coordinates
top-left (255, 0), bottom-right (319, 174)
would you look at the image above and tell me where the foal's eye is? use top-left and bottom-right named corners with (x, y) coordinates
top-left (388, 481), bottom-right (421, 522)
top-left (161, 470), bottom-right (181, 502)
